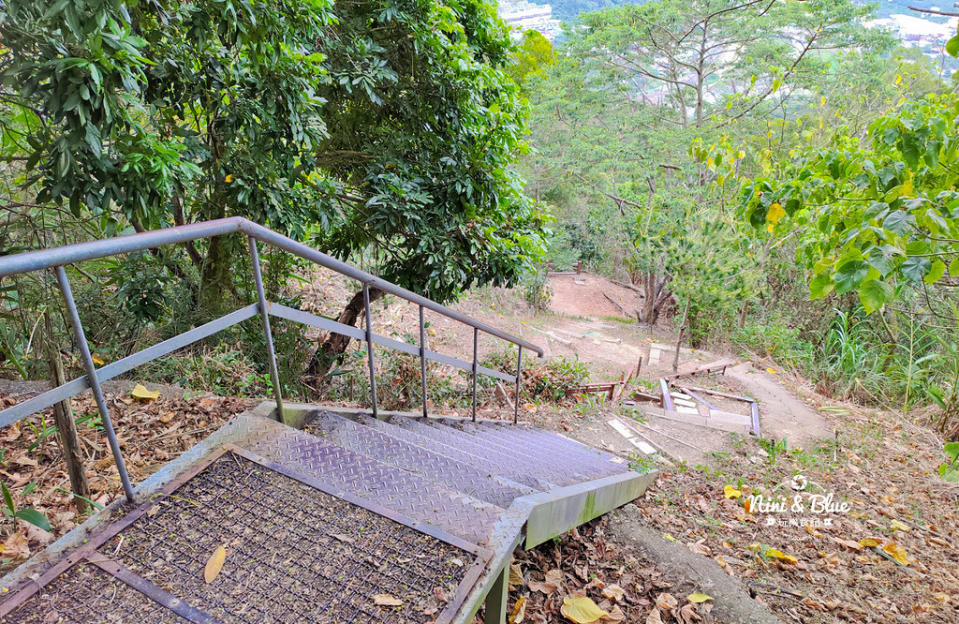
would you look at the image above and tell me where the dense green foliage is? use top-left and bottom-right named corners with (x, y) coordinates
top-left (521, 0), bottom-right (958, 431)
top-left (0, 0), bottom-right (546, 388)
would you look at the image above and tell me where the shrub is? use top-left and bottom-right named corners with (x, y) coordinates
top-left (522, 270), bottom-right (552, 311)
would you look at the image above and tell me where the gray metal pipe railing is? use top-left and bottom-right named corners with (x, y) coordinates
top-left (0, 218), bottom-right (542, 503)
top-left (0, 217), bottom-right (545, 356)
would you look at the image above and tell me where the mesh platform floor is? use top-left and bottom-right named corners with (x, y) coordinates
top-left (1, 448), bottom-right (485, 624)
top-left (0, 562), bottom-right (189, 624)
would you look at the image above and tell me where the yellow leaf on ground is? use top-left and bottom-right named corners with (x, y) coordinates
top-left (688, 592), bottom-right (713, 603)
top-left (203, 545), bottom-right (226, 583)
top-left (766, 203), bottom-right (786, 224)
top-left (663, 533), bottom-right (677, 542)
top-left (766, 367), bottom-right (777, 374)
top-left (766, 548), bottom-right (797, 564)
top-left (889, 519), bottom-right (910, 532)
top-left (131, 384), bottom-right (160, 402)
top-left (859, 537), bottom-right (882, 548)
top-left (560, 596), bottom-right (608, 623)
top-left (509, 596), bottom-right (527, 623)
top-left (723, 485), bottom-right (742, 499)
top-left (883, 543), bottom-right (910, 565)
top-left (372, 594), bottom-right (403, 607)
top-left (91, 354), bottom-right (105, 366)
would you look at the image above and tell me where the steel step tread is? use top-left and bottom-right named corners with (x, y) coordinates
top-left (428, 419), bottom-right (622, 480)
top-left (381, 415), bottom-right (586, 487)
top-left (239, 417), bottom-right (503, 545)
top-left (303, 410), bottom-right (531, 507)
top-left (348, 413), bottom-right (550, 492)
top-left (469, 421), bottom-right (626, 476)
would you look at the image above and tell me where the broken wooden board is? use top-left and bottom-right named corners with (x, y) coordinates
top-left (662, 359), bottom-right (735, 381)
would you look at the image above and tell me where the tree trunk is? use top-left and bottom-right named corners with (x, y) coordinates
top-left (637, 272), bottom-right (672, 326)
top-left (42, 312), bottom-right (90, 514)
top-left (198, 235), bottom-right (233, 318)
top-left (305, 287), bottom-right (385, 379)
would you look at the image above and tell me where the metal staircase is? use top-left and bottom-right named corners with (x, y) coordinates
top-left (0, 218), bottom-right (656, 623)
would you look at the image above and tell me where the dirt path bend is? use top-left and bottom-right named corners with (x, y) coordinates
top-left (726, 362), bottom-right (832, 450)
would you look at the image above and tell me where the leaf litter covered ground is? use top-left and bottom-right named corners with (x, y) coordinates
top-left (623, 402), bottom-right (959, 623)
top-left (0, 387), bottom-right (256, 571)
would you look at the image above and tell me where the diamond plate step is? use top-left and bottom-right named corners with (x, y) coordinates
top-left (303, 410), bottom-right (532, 507)
top-left (238, 418), bottom-right (503, 546)
top-left (466, 421), bottom-right (626, 477)
top-left (348, 413), bottom-right (552, 492)
top-left (381, 415), bottom-right (588, 487)
top-left (422, 419), bottom-right (613, 483)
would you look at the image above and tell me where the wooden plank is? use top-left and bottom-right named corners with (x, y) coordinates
top-left (661, 359), bottom-right (735, 381)
top-left (660, 378), bottom-right (674, 412)
top-left (679, 384), bottom-right (753, 403)
top-left (659, 409), bottom-right (707, 427)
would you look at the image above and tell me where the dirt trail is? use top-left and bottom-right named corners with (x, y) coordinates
top-left (537, 273), bottom-right (835, 464)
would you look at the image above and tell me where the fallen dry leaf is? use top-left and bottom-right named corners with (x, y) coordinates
top-left (678, 603), bottom-right (703, 623)
top-left (604, 605), bottom-right (626, 622)
top-left (889, 519), bottom-right (910, 532)
top-left (509, 563), bottom-right (525, 588)
top-left (601, 584), bottom-right (626, 602)
top-left (372, 594), bottom-right (403, 607)
top-left (859, 537), bottom-right (882, 548)
top-left (645, 607), bottom-right (664, 624)
top-left (687, 592), bottom-right (713, 603)
top-left (529, 569), bottom-right (562, 594)
top-left (203, 545), bottom-right (226, 583)
top-left (560, 596), bottom-right (608, 623)
top-left (655, 592), bottom-right (678, 611)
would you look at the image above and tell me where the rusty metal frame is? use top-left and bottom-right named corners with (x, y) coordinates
top-left (0, 443), bottom-right (491, 624)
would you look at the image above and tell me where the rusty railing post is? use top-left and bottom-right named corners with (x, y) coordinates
top-left (471, 327), bottom-right (478, 422)
top-left (247, 237), bottom-right (284, 420)
top-left (513, 345), bottom-right (523, 425)
top-left (363, 284), bottom-right (378, 417)
top-left (55, 266), bottom-right (135, 503)
top-left (419, 305), bottom-right (428, 418)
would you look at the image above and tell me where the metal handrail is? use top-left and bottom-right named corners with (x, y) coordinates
top-left (0, 218), bottom-right (543, 503)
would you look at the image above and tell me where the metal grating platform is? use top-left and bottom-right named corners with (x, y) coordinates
top-left (0, 562), bottom-right (190, 624)
top-left (0, 446), bottom-right (488, 624)
top-left (0, 406), bottom-right (656, 624)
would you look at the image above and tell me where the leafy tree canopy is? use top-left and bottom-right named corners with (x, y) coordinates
top-left (0, 0), bottom-right (546, 312)
top-left (740, 93), bottom-right (959, 314)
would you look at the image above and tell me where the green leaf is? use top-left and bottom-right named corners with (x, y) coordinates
top-left (808, 274), bottom-right (834, 300)
top-left (1, 482), bottom-right (14, 514)
top-left (949, 257), bottom-right (959, 277)
top-left (882, 210), bottom-right (914, 235)
top-left (900, 256), bottom-right (931, 283)
top-left (946, 442), bottom-right (959, 463)
top-left (833, 260), bottom-right (869, 295)
top-left (924, 259), bottom-right (946, 284)
top-left (858, 279), bottom-right (892, 314)
top-left (13, 508), bottom-right (50, 532)
top-left (947, 34), bottom-right (959, 57)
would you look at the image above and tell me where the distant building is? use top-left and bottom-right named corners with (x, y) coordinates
top-left (498, 0), bottom-right (561, 41)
